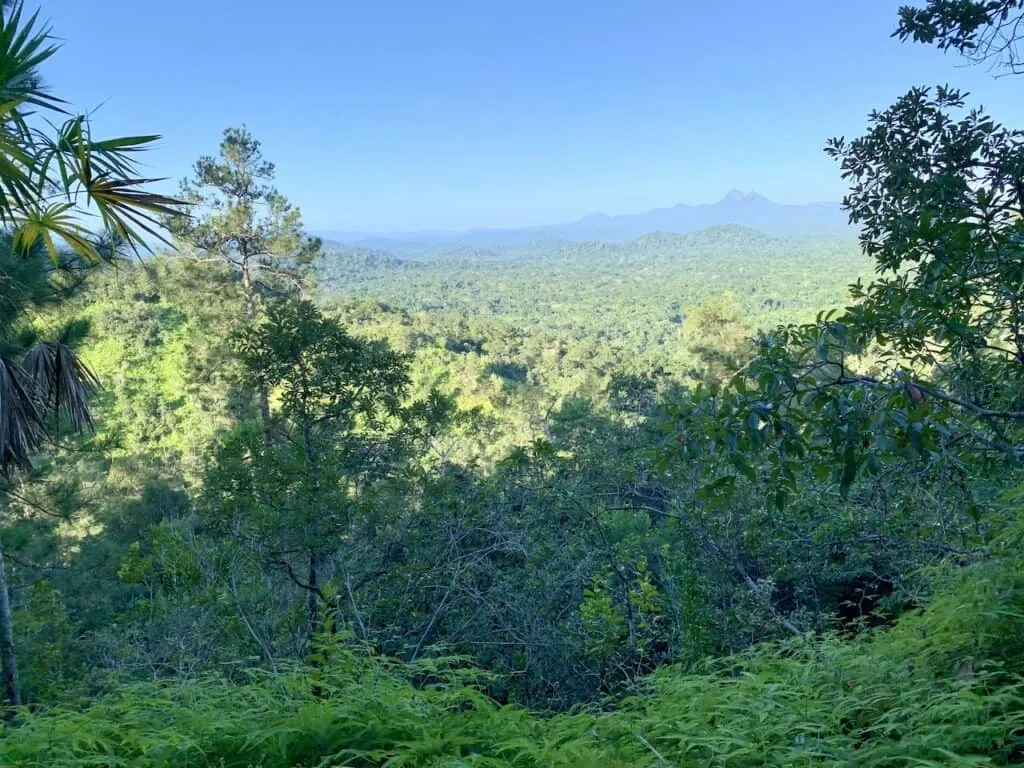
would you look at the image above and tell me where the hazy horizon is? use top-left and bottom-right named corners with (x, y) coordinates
top-left (312, 189), bottom-right (845, 238)
top-left (38, 0), bottom-right (1024, 232)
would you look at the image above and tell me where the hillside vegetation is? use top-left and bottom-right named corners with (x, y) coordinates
top-left (318, 226), bottom-right (870, 368)
top-left (3, 1), bottom-right (1024, 766)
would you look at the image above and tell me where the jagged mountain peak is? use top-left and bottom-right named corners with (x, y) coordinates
top-left (719, 189), bottom-right (769, 204)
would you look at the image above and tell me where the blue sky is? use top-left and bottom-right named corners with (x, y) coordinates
top-left (37, 0), bottom-right (1024, 232)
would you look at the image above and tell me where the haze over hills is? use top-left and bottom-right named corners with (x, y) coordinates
top-left (315, 191), bottom-right (853, 251)
top-left (316, 220), bottom-right (871, 361)
top-left (321, 224), bottom-right (823, 266)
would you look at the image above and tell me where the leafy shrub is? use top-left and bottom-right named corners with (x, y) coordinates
top-left (5, 528), bottom-right (1024, 767)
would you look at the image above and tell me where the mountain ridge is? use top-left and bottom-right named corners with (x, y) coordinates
top-left (315, 191), bottom-right (852, 250)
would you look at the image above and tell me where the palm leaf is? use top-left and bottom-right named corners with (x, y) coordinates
top-left (31, 117), bottom-right (188, 257)
top-left (0, 355), bottom-right (45, 472)
top-left (39, 118), bottom-right (158, 196)
top-left (0, 1), bottom-right (65, 226)
top-left (0, 6), bottom-right (186, 259)
top-left (0, 105), bottom-right (36, 221)
top-left (21, 340), bottom-right (99, 434)
top-left (86, 175), bottom-right (185, 251)
top-left (0, 1), bottom-right (63, 111)
top-left (10, 201), bottom-right (98, 263)
top-left (88, 133), bottom-right (161, 179)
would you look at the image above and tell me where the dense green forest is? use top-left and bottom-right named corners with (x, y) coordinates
top-left (317, 227), bottom-right (871, 369)
top-left (3, 0), bottom-right (1024, 765)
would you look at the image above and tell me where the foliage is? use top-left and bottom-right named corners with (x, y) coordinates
top-left (170, 126), bottom-right (321, 315)
top-left (655, 85), bottom-right (1024, 528)
top-left (0, 236), bottom-right (97, 471)
top-left (0, 2), bottom-right (180, 263)
top-left (0, 0), bottom-right (186, 471)
top-left (828, 85), bottom-right (1024, 450)
top-left (8, 230), bottom-right (1007, 705)
top-left (317, 225), bottom-right (870, 375)
top-left (0, 0), bottom-right (183, 711)
top-left (4, 519), bottom-right (1024, 766)
top-left (6, 0), bottom-right (1024, 763)
top-left (897, 0), bottom-right (1024, 72)
top-left (203, 298), bottom-right (456, 647)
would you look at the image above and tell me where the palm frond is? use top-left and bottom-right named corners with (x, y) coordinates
top-left (88, 133), bottom-right (161, 178)
top-left (29, 117), bottom-right (187, 257)
top-left (21, 341), bottom-right (99, 434)
top-left (86, 175), bottom-right (185, 252)
top-left (10, 201), bottom-right (98, 263)
top-left (0, 355), bottom-right (45, 472)
top-left (0, 104), bottom-right (36, 222)
top-left (0, 7), bottom-right (187, 259)
top-left (0, 1), bottom-right (63, 112)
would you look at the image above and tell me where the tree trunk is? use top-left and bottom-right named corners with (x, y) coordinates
top-left (307, 551), bottom-right (321, 644)
top-left (240, 260), bottom-right (273, 446)
top-left (0, 536), bottom-right (22, 711)
top-left (257, 386), bottom-right (272, 447)
top-left (307, 550), bottom-right (325, 699)
top-left (299, 416), bottom-right (326, 676)
top-left (241, 261), bottom-right (256, 319)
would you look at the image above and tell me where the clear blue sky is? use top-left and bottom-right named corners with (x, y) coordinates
top-left (37, 0), bottom-right (1024, 232)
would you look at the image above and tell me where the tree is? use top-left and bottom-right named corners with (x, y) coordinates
top-left (0, 2), bottom-right (182, 710)
top-left (824, 86), bottom-right (1024, 456)
top-left (170, 126), bottom-right (321, 316)
top-left (821, 0), bottom-right (1024, 463)
top-left (0, 0), bottom-right (183, 469)
top-left (649, 3), bottom-right (1024, 642)
top-left (896, 0), bottom-right (1024, 73)
top-left (665, 0), bottom-right (1024, 500)
top-left (170, 126), bottom-right (322, 437)
top-left (680, 296), bottom-right (754, 384)
top-left (204, 300), bottom-right (452, 652)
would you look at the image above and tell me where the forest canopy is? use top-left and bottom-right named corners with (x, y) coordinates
top-left (2, 0), bottom-right (1024, 765)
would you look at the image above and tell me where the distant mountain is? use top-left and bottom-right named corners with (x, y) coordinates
top-left (316, 192), bottom-right (852, 252)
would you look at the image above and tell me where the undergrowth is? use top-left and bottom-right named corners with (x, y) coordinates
top-left (3, 526), bottom-right (1024, 767)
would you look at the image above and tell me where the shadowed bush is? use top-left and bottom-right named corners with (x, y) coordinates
top-left (4, 525), bottom-right (1024, 767)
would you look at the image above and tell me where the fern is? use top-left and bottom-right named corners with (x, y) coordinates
top-left (4, 543), bottom-right (1024, 767)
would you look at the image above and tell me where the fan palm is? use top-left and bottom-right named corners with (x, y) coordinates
top-left (0, 3), bottom-right (182, 262)
top-left (0, 1), bottom-right (185, 711)
top-left (0, 0), bottom-right (183, 471)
